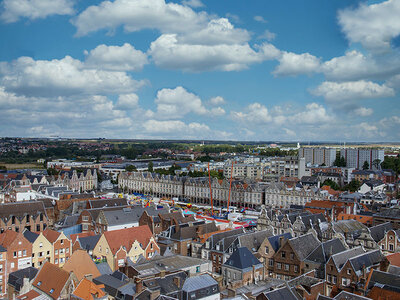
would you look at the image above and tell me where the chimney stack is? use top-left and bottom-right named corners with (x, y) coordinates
top-left (279, 236), bottom-right (284, 248)
top-left (173, 276), bottom-right (181, 288)
top-left (135, 277), bottom-right (143, 294)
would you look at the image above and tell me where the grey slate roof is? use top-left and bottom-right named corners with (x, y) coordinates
top-left (8, 267), bottom-right (38, 292)
top-left (333, 291), bottom-right (372, 300)
top-left (223, 247), bottom-right (262, 271)
top-left (288, 233), bottom-right (321, 261)
top-left (349, 249), bottom-right (385, 274)
top-left (88, 198), bottom-right (128, 209)
top-left (96, 262), bottom-right (113, 275)
top-left (366, 270), bottom-right (400, 292)
top-left (237, 229), bottom-right (273, 252)
top-left (263, 286), bottom-right (300, 300)
top-left (268, 233), bottom-right (292, 252)
top-left (78, 235), bottom-right (101, 251)
top-left (368, 222), bottom-right (392, 242)
top-left (181, 274), bottom-right (218, 292)
top-left (305, 238), bottom-right (347, 264)
top-left (374, 206), bottom-right (400, 220)
top-left (143, 271), bottom-right (187, 295)
top-left (331, 247), bottom-right (365, 271)
top-left (131, 255), bottom-right (208, 277)
top-left (388, 265), bottom-right (400, 276)
top-left (23, 230), bottom-right (39, 243)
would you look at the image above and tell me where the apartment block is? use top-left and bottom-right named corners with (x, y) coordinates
top-left (340, 148), bottom-right (384, 169)
top-left (299, 147), bottom-right (337, 166)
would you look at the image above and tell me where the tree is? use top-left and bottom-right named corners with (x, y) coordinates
top-left (148, 161), bottom-right (154, 172)
top-left (47, 168), bottom-right (59, 175)
top-left (372, 159), bottom-right (381, 170)
top-left (322, 179), bottom-right (339, 190)
top-left (333, 153), bottom-right (346, 167)
top-left (126, 165), bottom-right (137, 172)
top-left (362, 160), bottom-right (370, 170)
top-left (342, 179), bottom-right (361, 192)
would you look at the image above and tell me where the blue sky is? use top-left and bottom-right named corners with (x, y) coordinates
top-left (0, 0), bottom-right (399, 142)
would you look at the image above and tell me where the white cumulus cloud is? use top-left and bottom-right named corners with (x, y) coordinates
top-left (84, 43), bottom-right (148, 71)
top-left (338, 0), bottom-right (400, 52)
top-left (1, 0), bottom-right (74, 23)
top-left (312, 80), bottom-right (395, 102)
top-left (273, 52), bottom-right (321, 76)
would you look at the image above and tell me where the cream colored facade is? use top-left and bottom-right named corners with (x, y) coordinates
top-left (31, 233), bottom-right (52, 269)
top-left (92, 234), bottom-right (116, 270)
top-left (127, 240), bottom-right (146, 263)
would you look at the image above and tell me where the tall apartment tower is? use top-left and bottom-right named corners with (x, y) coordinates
top-left (340, 148), bottom-right (384, 169)
top-left (299, 147), bottom-right (336, 166)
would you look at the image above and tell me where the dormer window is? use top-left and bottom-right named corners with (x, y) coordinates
top-left (49, 289), bottom-right (54, 294)
top-left (37, 281), bottom-right (42, 286)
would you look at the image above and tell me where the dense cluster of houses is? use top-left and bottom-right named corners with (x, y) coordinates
top-left (0, 193), bottom-right (398, 299)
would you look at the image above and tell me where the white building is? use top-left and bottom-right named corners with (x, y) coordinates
top-left (340, 148), bottom-right (384, 169)
top-left (299, 147), bottom-right (337, 166)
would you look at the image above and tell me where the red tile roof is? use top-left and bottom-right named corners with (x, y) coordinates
top-left (62, 249), bottom-right (101, 281)
top-left (72, 278), bottom-right (106, 300)
top-left (42, 229), bottom-right (61, 243)
top-left (387, 253), bottom-right (400, 267)
top-left (337, 213), bottom-right (373, 225)
top-left (103, 225), bottom-right (154, 254)
top-left (16, 290), bottom-right (41, 300)
top-left (32, 262), bottom-right (71, 299)
top-left (0, 230), bottom-right (20, 248)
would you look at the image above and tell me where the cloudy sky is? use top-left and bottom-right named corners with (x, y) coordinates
top-left (0, 0), bottom-right (399, 141)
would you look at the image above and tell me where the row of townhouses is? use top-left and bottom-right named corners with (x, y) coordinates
top-left (119, 172), bottom-right (330, 208)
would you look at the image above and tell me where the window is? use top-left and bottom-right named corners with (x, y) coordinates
top-left (39, 242), bottom-right (43, 248)
top-left (327, 275), bottom-right (332, 283)
top-left (332, 276), bottom-right (337, 284)
top-left (47, 251), bottom-right (50, 255)
top-left (36, 225), bottom-right (40, 231)
top-left (37, 281), bottom-right (42, 286)
top-left (281, 251), bottom-right (286, 258)
top-left (55, 259), bottom-right (58, 264)
top-left (11, 262), bottom-right (14, 269)
top-left (23, 250), bottom-right (26, 256)
top-left (269, 259), bottom-right (274, 267)
top-left (99, 246), bottom-right (102, 252)
top-left (265, 246), bottom-right (269, 254)
top-left (381, 244), bottom-right (385, 250)
top-left (284, 264), bottom-right (289, 271)
top-left (0, 275), bottom-right (2, 283)
top-left (390, 244), bottom-right (394, 251)
top-left (342, 278), bottom-right (350, 286)
top-left (55, 250), bottom-right (58, 255)
top-left (39, 252), bottom-right (43, 257)
top-left (60, 258), bottom-right (64, 263)
top-left (49, 289), bottom-right (54, 294)
top-left (60, 239), bottom-right (64, 245)
top-left (294, 265), bottom-right (299, 273)
top-left (66, 248), bottom-right (69, 254)
top-left (83, 216), bottom-right (89, 221)
top-left (347, 269), bottom-right (351, 275)
top-left (290, 253), bottom-right (294, 260)
top-left (13, 251), bottom-right (17, 258)
top-left (277, 263), bottom-right (282, 269)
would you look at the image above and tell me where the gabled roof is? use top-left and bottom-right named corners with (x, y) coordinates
top-left (237, 229), bottom-right (273, 252)
top-left (77, 235), bottom-right (101, 252)
top-left (223, 247), bottom-right (261, 270)
top-left (8, 267), bottom-right (38, 292)
top-left (88, 198), bottom-right (128, 209)
top-left (0, 201), bottom-right (47, 220)
top-left (288, 233), bottom-right (321, 261)
top-left (305, 238), bottom-right (347, 264)
top-left (23, 230), bottom-right (39, 243)
top-left (16, 290), bottom-right (43, 300)
top-left (143, 271), bottom-right (187, 295)
top-left (70, 231), bottom-right (96, 244)
top-left (333, 291), bottom-right (372, 300)
top-left (263, 286), bottom-right (300, 300)
top-left (387, 253), bottom-right (400, 267)
top-left (181, 274), bottom-right (218, 292)
top-left (103, 225), bottom-right (153, 254)
top-left (62, 249), bottom-right (101, 281)
top-left (42, 229), bottom-right (61, 243)
top-left (72, 278), bottom-right (106, 300)
top-left (366, 269), bottom-right (400, 292)
top-left (330, 247), bottom-right (365, 271)
top-left (349, 249), bottom-right (385, 274)
top-left (32, 262), bottom-right (71, 299)
top-left (368, 222), bottom-right (392, 243)
top-left (0, 230), bottom-right (22, 248)
top-left (268, 232), bottom-right (293, 253)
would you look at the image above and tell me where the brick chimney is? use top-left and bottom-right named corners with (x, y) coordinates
top-left (135, 277), bottom-right (143, 294)
top-left (173, 276), bottom-right (181, 288)
top-left (160, 270), bottom-right (166, 278)
top-left (279, 236), bottom-right (284, 248)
